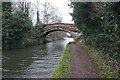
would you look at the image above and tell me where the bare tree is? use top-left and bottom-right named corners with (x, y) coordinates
top-left (12, 0), bottom-right (31, 17)
top-left (36, 0), bottom-right (40, 24)
top-left (50, 12), bottom-right (62, 23)
top-left (42, 1), bottom-right (62, 24)
top-left (12, 0), bottom-right (62, 24)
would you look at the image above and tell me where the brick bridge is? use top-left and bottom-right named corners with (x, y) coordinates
top-left (40, 23), bottom-right (82, 43)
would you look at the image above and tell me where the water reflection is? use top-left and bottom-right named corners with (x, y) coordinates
top-left (2, 38), bottom-right (74, 78)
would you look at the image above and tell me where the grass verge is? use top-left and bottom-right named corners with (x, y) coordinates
top-left (76, 42), bottom-right (119, 78)
top-left (49, 44), bottom-right (70, 78)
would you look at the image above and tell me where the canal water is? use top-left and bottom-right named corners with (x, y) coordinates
top-left (2, 38), bottom-right (74, 78)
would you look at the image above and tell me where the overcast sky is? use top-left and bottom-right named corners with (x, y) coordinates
top-left (49, 0), bottom-right (73, 23)
top-left (30, 0), bottom-right (74, 24)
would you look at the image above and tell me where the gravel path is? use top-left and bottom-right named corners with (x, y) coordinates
top-left (70, 43), bottom-right (99, 78)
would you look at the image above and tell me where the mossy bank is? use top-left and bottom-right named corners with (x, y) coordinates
top-left (49, 44), bottom-right (71, 78)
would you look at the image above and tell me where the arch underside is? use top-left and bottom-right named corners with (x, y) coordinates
top-left (41, 29), bottom-right (74, 38)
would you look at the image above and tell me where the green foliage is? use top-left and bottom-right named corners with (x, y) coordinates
top-left (2, 2), bottom-right (13, 49)
top-left (23, 21), bottom-right (44, 46)
top-left (79, 43), bottom-right (118, 78)
top-left (2, 2), bottom-right (45, 49)
top-left (2, 2), bottom-right (32, 49)
top-left (34, 21), bottom-right (44, 44)
top-left (49, 44), bottom-right (70, 78)
top-left (10, 11), bottom-right (32, 48)
top-left (70, 2), bottom-right (120, 69)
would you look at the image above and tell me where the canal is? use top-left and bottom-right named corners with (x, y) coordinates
top-left (2, 38), bottom-right (74, 78)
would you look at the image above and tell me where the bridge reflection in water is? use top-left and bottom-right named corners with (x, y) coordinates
top-left (2, 38), bottom-right (74, 78)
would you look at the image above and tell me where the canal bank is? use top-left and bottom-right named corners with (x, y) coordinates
top-left (49, 42), bottom-right (99, 78)
top-left (49, 44), bottom-right (71, 78)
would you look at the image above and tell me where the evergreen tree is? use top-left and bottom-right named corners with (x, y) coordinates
top-left (70, 2), bottom-right (119, 64)
top-left (2, 2), bottom-right (32, 49)
top-left (2, 2), bottom-right (12, 49)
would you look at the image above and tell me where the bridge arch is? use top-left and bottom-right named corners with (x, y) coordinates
top-left (40, 23), bottom-right (81, 43)
top-left (41, 29), bottom-right (74, 38)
